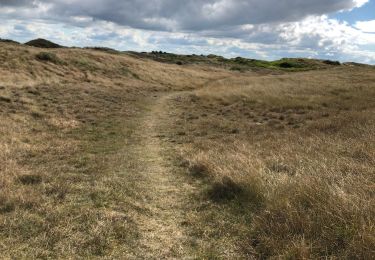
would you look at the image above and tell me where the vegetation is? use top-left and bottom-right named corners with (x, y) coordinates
top-left (0, 41), bottom-right (374, 258)
top-left (129, 51), bottom-right (343, 71)
top-left (26, 38), bottom-right (64, 48)
top-left (35, 52), bottom-right (63, 64)
top-left (172, 70), bottom-right (375, 258)
top-left (84, 46), bottom-right (121, 54)
top-left (0, 38), bottom-right (19, 44)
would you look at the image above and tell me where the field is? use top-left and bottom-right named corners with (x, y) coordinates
top-left (0, 41), bottom-right (374, 259)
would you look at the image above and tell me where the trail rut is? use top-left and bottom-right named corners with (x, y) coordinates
top-left (128, 93), bottom-right (197, 259)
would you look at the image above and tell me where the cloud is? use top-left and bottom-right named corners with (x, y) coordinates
top-left (0, 0), bottom-right (374, 64)
top-left (355, 20), bottom-right (375, 33)
top-left (0, 0), bottom-right (34, 7)
top-left (0, 0), bottom-right (369, 31)
top-left (353, 0), bottom-right (369, 7)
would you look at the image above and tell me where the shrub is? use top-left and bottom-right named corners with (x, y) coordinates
top-left (278, 61), bottom-right (294, 68)
top-left (323, 60), bottom-right (341, 66)
top-left (35, 52), bottom-right (61, 64)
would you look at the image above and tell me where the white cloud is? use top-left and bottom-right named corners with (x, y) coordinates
top-left (0, 0), bottom-right (374, 64)
top-left (354, 20), bottom-right (375, 33)
top-left (353, 0), bottom-right (369, 7)
top-left (0, 0), bottom-right (369, 31)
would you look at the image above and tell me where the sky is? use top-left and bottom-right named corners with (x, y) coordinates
top-left (0, 0), bottom-right (375, 63)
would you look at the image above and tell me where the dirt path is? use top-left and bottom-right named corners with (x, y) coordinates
top-left (124, 76), bottom-right (235, 258)
top-left (127, 93), bottom-right (198, 259)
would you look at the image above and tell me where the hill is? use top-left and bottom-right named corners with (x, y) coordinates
top-left (0, 38), bottom-right (19, 44)
top-left (127, 51), bottom-right (342, 71)
top-left (0, 41), bottom-right (374, 259)
top-left (25, 38), bottom-right (64, 48)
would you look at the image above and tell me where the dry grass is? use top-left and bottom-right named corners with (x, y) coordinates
top-left (172, 67), bottom-right (375, 258)
top-left (0, 82), bottom-right (139, 257)
top-left (0, 42), bottom-right (222, 258)
top-left (1, 41), bottom-right (374, 258)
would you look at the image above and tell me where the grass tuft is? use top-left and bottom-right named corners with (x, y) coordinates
top-left (188, 163), bottom-right (209, 178)
top-left (36, 52), bottom-right (62, 64)
top-left (207, 177), bottom-right (244, 202)
top-left (17, 174), bottom-right (43, 185)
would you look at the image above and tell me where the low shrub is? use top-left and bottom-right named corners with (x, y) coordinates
top-left (323, 60), bottom-right (341, 66)
top-left (35, 52), bottom-right (62, 64)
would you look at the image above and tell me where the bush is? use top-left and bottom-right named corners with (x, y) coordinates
top-left (278, 61), bottom-right (294, 68)
top-left (275, 59), bottom-right (310, 69)
top-left (35, 52), bottom-right (61, 64)
top-left (323, 60), bottom-right (341, 66)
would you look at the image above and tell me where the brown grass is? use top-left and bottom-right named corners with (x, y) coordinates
top-left (0, 42), bottom-right (224, 258)
top-left (0, 41), bottom-right (374, 258)
top-left (172, 67), bottom-right (375, 258)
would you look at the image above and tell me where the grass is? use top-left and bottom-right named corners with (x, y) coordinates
top-left (36, 52), bottom-right (63, 64)
top-left (170, 67), bottom-right (375, 258)
top-left (0, 82), bottom-right (141, 257)
top-left (0, 42), bottom-right (222, 258)
top-left (129, 51), bottom-right (342, 71)
top-left (0, 41), bottom-right (374, 258)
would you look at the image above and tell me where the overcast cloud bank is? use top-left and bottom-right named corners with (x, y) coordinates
top-left (0, 0), bottom-right (374, 63)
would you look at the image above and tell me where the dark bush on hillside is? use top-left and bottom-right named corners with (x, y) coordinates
top-left (276, 59), bottom-right (309, 69)
top-left (278, 62), bottom-right (295, 68)
top-left (151, 51), bottom-right (166, 55)
top-left (233, 57), bottom-right (248, 65)
top-left (323, 60), bottom-right (341, 66)
top-left (207, 54), bottom-right (221, 59)
top-left (36, 52), bottom-right (61, 64)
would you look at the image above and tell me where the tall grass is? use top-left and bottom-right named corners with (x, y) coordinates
top-left (177, 67), bottom-right (375, 258)
top-left (0, 41), bottom-right (374, 258)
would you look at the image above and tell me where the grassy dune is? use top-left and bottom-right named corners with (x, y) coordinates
top-left (0, 42), bottom-right (374, 258)
top-left (172, 69), bottom-right (375, 258)
top-left (0, 43), bottom-right (221, 258)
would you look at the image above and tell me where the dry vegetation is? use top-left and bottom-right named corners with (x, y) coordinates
top-left (172, 69), bottom-right (375, 258)
top-left (0, 41), bottom-right (374, 258)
